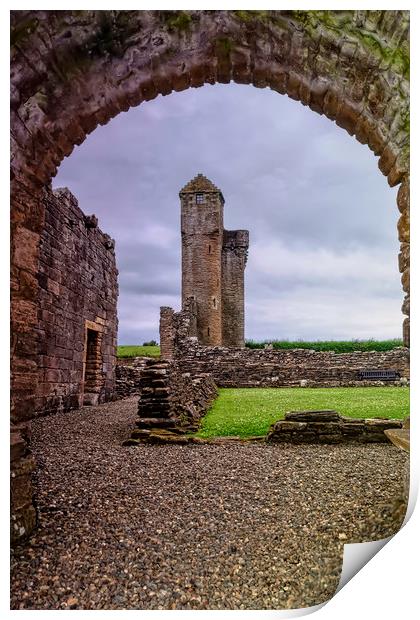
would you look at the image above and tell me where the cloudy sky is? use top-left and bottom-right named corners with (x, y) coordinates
top-left (53, 83), bottom-right (402, 344)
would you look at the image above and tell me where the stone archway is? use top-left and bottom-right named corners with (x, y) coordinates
top-left (10, 10), bottom-right (409, 540)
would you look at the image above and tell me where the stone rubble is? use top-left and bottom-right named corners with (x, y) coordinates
top-left (267, 410), bottom-right (403, 444)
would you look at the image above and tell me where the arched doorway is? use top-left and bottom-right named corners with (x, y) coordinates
top-left (10, 9), bottom-right (409, 541)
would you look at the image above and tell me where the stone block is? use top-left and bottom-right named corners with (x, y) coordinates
top-left (285, 410), bottom-right (341, 422)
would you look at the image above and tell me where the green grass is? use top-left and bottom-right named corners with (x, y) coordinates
top-left (245, 339), bottom-right (404, 353)
top-left (117, 345), bottom-right (160, 358)
top-left (197, 387), bottom-right (409, 438)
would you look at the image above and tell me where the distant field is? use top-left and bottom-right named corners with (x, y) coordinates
top-left (118, 340), bottom-right (404, 357)
top-left (117, 345), bottom-right (160, 358)
top-left (197, 387), bottom-right (410, 438)
top-left (245, 339), bottom-right (404, 353)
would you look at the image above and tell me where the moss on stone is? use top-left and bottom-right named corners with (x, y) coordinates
top-left (289, 10), bottom-right (409, 80)
top-left (400, 109), bottom-right (410, 134)
top-left (215, 37), bottom-right (234, 57)
top-left (161, 11), bottom-right (192, 33)
top-left (11, 17), bottom-right (39, 48)
top-left (88, 11), bottom-right (140, 57)
top-left (233, 10), bottom-right (270, 22)
top-left (46, 11), bottom-right (141, 83)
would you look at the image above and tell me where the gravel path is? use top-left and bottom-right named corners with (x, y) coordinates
top-left (11, 396), bottom-right (408, 610)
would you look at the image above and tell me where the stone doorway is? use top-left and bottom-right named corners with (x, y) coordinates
top-left (83, 323), bottom-right (104, 406)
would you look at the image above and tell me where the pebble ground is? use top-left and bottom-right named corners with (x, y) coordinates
top-left (11, 396), bottom-right (408, 610)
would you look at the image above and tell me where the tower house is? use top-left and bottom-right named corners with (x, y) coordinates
top-left (179, 174), bottom-right (248, 347)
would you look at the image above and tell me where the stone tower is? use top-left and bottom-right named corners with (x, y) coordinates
top-left (179, 174), bottom-right (249, 347)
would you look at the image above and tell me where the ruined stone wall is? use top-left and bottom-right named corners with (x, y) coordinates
top-left (11, 422), bottom-right (36, 544)
top-left (35, 186), bottom-right (118, 417)
top-left (11, 186), bottom-right (118, 545)
top-left (160, 298), bottom-right (198, 360)
top-left (115, 358), bottom-right (148, 399)
top-left (267, 410), bottom-right (403, 444)
top-left (159, 307), bottom-right (176, 360)
top-left (10, 8), bottom-right (409, 544)
top-left (124, 358), bottom-right (218, 444)
top-left (175, 339), bottom-right (409, 387)
top-left (222, 229), bottom-right (249, 347)
top-left (181, 191), bottom-right (224, 346)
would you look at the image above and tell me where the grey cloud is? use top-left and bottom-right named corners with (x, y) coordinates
top-left (54, 83), bottom-right (402, 344)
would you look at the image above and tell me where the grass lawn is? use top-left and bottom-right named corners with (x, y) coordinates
top-left (197, 387), bottom-right (410, 438)
top-left (117, 345), bottom-right (160, 358)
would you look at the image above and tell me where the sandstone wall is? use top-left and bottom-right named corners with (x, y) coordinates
top-left (221, 229), bottom-right (249, 347)
top-left (34, 186), bottom-right (118, 417)
top-left (175, 339), bottom-right (409, 387)
top-left (181, 189), bottom-right (224, 346)
top-left (11, 422), bottom-right (36, 544)
top-left (160, 298), bottom-right (198, 360)
top-left (11, 186), bottom-right (118, 545)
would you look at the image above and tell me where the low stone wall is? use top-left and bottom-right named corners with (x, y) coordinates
top-left (175, 339), bottom-right (409, 387)
top-left (124, 359), bottom-right (217, 444)
top-left (267, 410), bottom-right (403, 444)
top-left (11, 423), bottom-right (36, 545)
top-left (115, 358), bottom-right (148, 399)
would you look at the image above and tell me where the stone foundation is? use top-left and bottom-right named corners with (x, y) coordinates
top-left (124, 359), bottom-right (217, 445)
top-left (267, 410), bottom-right (403, 444)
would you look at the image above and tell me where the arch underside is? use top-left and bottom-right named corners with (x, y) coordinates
top-left (10, 9), bottom-right (410, 423)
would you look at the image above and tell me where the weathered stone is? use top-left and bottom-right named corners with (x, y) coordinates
top-left (124, 358), bottom-right (217, 444)
top-left (318, 434), bottom-right (343, 444)
top-left (121, 438), bottom-right (141, 446)
top-left (115, 358), bottom-right (148, 398)
top-left (10, 425), bottom-right (37, 545)
top-left (271, 421), bottom-right (308, 432)
top-left (266, 412), bottom-right (404, 444)
top-left (403, 317), bottom-right (410, 346)
top-left (148, 432), bottom-right (189, 445)
top-left (36, 186), bottom-right (118, 416)
top-left (398, 210), bottom-right (410, 243)
top-left (83, 214), bottom-right (98, 228)
top-left (364, 418), bottom-right (402, 430)
top-left (135, 417), bottom-right (180, 429)
top-left (161, 174), bottom-right (248, 352)
top-left (285, 410), bottom-right (341, 422)
top-left (384, 428), bottom-right (410, 452)
top-left (168, 333), bottom-right (409, 387)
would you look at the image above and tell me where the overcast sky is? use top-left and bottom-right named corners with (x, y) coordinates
top-left (53, 83), bottom-right (402, 344)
